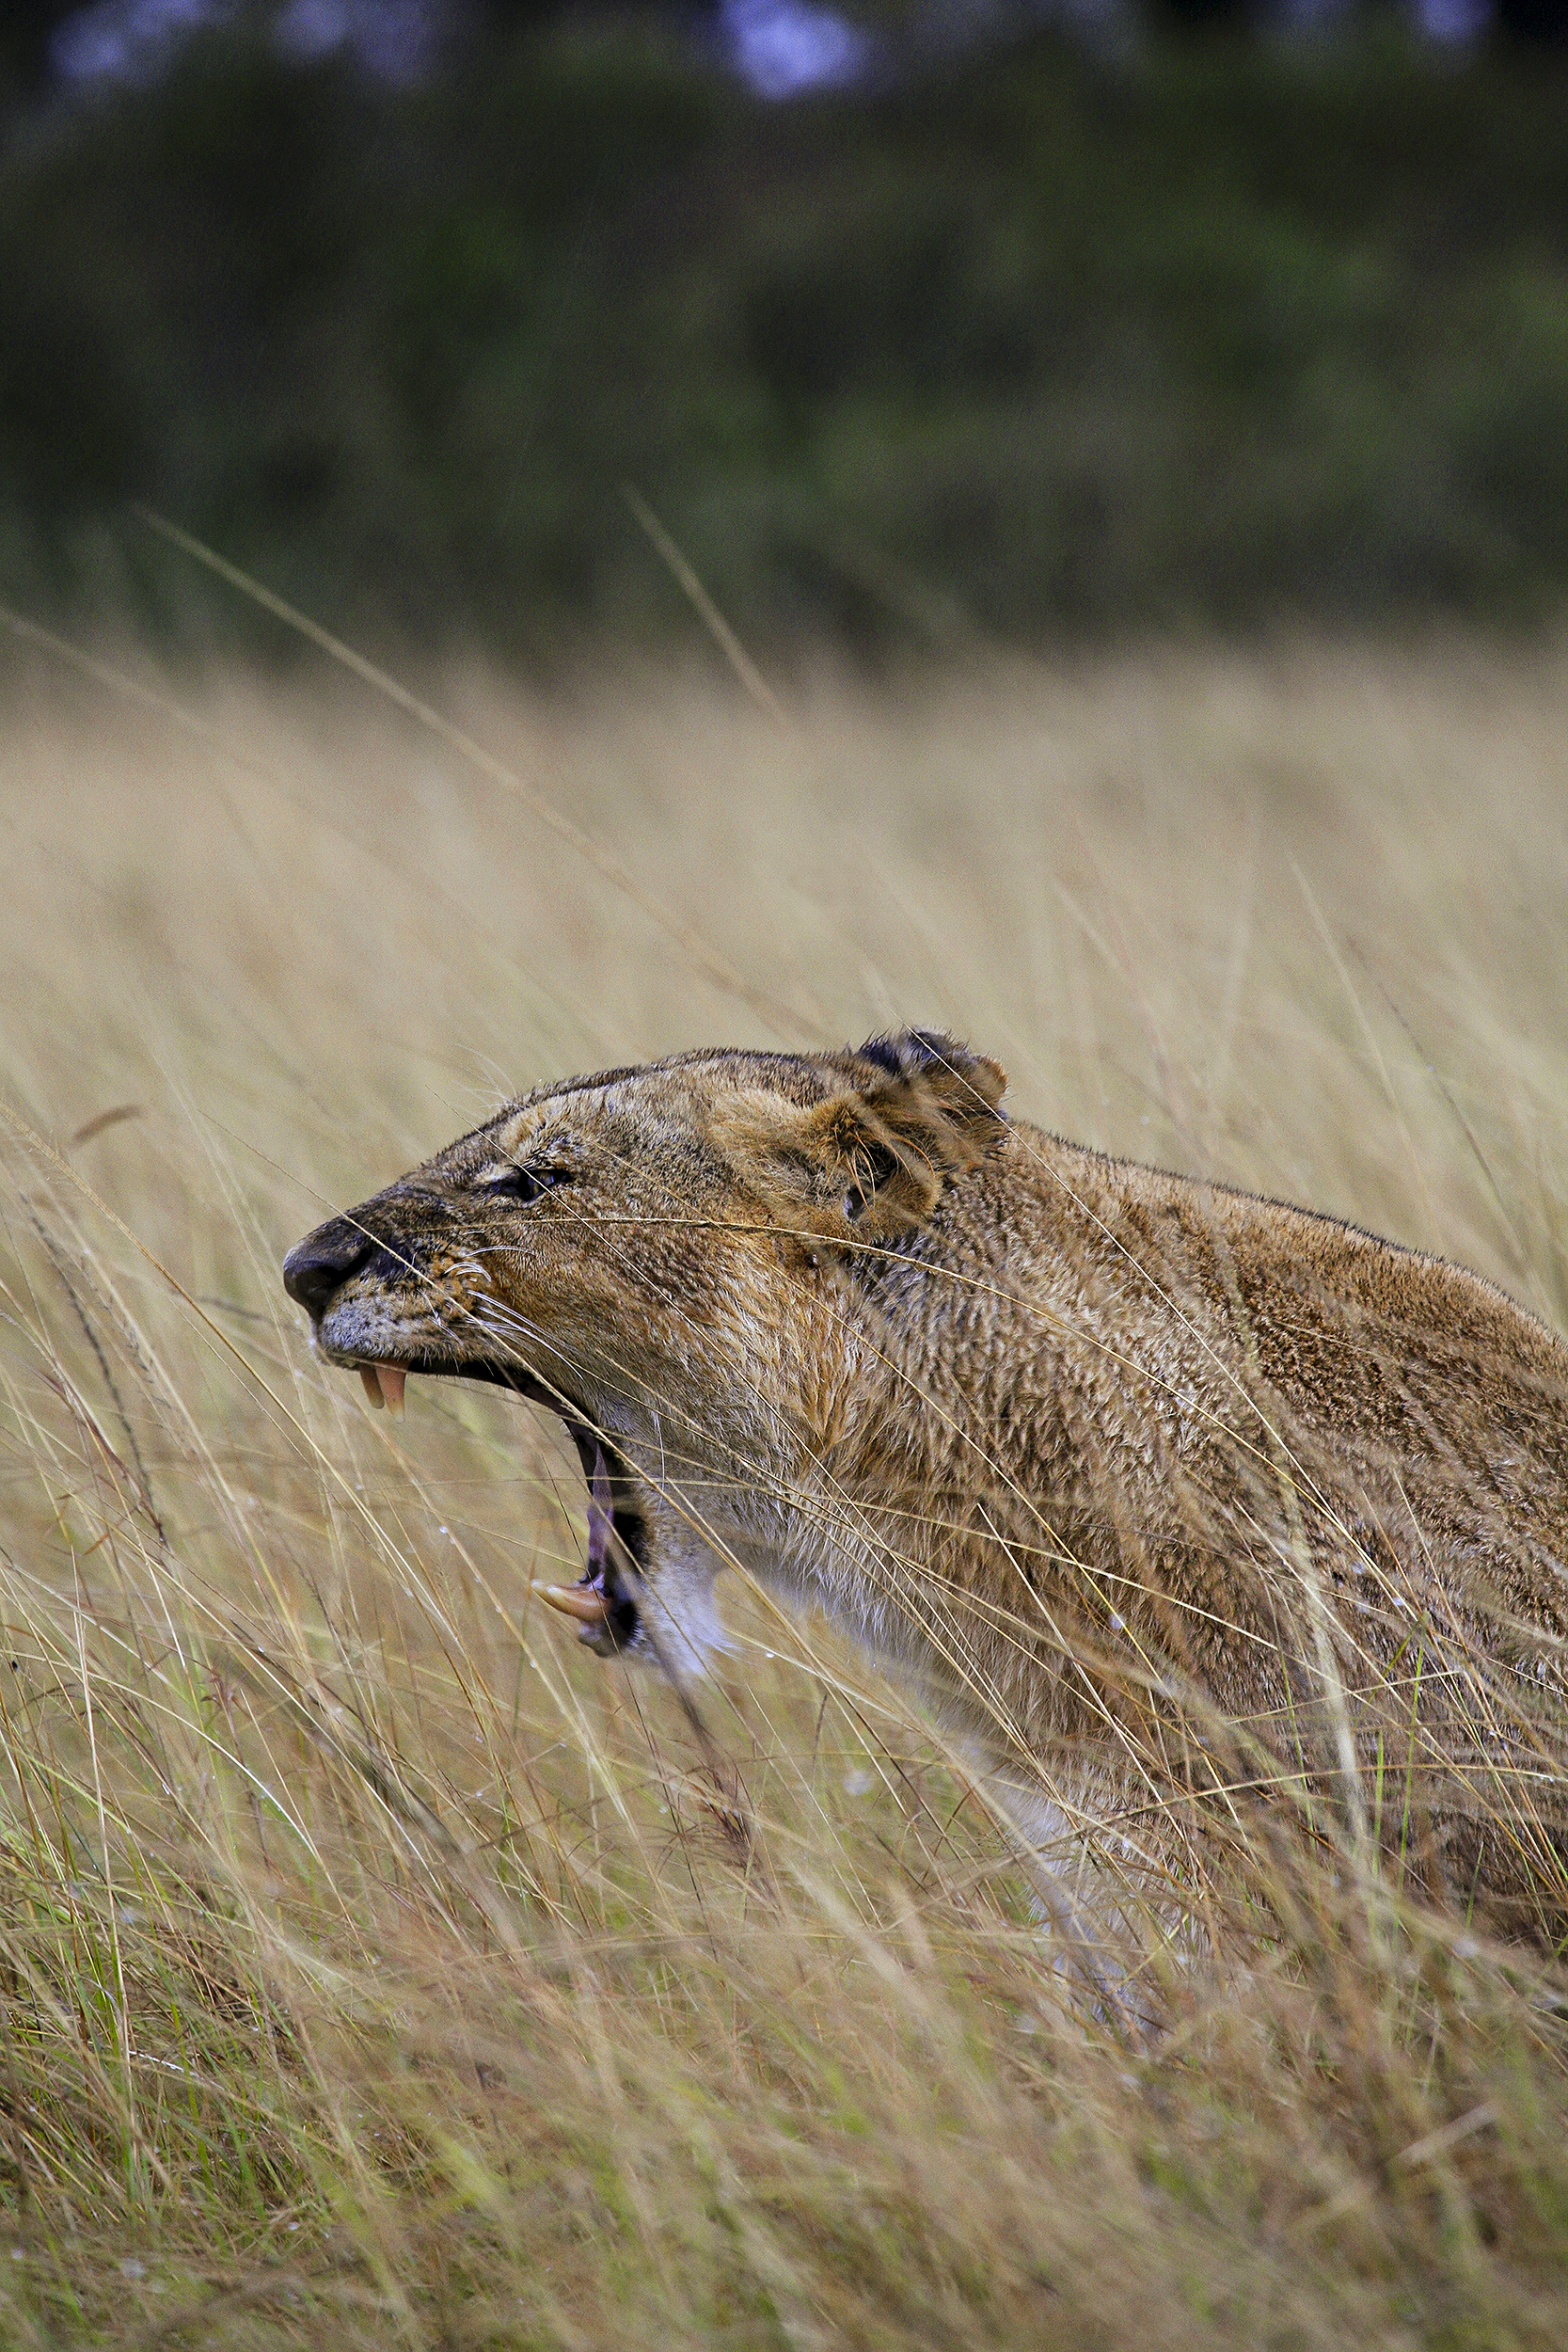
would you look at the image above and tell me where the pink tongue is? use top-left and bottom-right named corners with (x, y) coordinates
top-left (586, 1444), bottom-right (612, 1571)
top-left (533, 1442), bottom-right (617, 1631)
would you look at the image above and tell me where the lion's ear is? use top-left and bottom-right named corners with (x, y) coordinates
top-left (849, 1029), bottom-right (1007, 1129)
top-left (718, 1030), bottom-right (1007, 1246)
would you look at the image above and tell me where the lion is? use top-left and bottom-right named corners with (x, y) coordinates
top-left (282, 1030), bottom-right (1568, 1962)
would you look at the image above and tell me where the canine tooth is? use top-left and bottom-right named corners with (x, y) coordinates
top-left (535, 1581), bottom-right (612, 1626)
top-left (378, 1365), bottom-right (407, 1415)
top-left (359, 1366), bottom-right (384, 1409)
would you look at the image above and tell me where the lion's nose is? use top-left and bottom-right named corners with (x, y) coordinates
top-left (282, 1224), bottom-right (374, 1321)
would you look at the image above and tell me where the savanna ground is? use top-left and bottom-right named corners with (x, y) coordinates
top-left (2, 622), bottom-right (1568, 2344)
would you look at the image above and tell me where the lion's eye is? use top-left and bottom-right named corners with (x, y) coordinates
top-left (481, 1166), bottom-right (569, 1203)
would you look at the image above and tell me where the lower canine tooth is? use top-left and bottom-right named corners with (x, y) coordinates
top-left (359, 1367), bottom-right (384, 1409)
top-left (535, 1581), bottom-right (612, 1626)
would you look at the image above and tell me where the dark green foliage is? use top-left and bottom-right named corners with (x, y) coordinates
top-left (1497, 0), bottom-right (1568, 42)
top-left (3, 24), bottom-right (1568, 659)
top-left (0, 3), bottom-right (79, 96)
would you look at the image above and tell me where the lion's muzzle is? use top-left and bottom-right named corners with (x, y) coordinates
top-left (282, 1217), bottom-right (377, 1323)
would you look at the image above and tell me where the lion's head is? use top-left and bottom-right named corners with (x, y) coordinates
top-left (282, 1031), bottom-right (1006, 1666)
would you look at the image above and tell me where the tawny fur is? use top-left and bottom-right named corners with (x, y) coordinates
top-left (283, 1033), bottom-right (1568, 1952)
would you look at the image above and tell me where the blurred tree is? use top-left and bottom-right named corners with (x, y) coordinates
top-left (473, 0), bottom-right (724, 49)
top-left (0, 2), bottom-right (83, 94)
top-left (474, 0), bottom-right (720, 28)
top-left (1494, 0), bottom-right (1568, 36)
top-left (1153, 0), bottom-right (1254, 25)
top-left (481, 0), bottom-right (660, 17)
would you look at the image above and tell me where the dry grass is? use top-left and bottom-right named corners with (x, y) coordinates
top-left (2, 628), bottom-right (1567, 2345)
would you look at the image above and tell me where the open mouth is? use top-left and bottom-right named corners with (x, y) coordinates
top-left (355, 1355), bottom-right (643, 1653)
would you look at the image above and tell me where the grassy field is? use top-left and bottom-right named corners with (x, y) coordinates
top-left (2, 623), bottom-right (1568, 2343)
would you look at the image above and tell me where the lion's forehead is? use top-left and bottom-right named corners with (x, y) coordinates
top-left (518, 1051), bottom-right (846, 1112)
top-left (436, 1049), bottom-right (852, 1175)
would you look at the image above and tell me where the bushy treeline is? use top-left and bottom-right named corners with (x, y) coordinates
top-left (3, 21), bottom-right (1568, 660)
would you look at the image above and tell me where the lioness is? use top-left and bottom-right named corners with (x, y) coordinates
top-left (283, 1032), bottom-right (1568, 1953)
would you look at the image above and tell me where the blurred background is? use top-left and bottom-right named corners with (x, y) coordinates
top-left (2, 0), bottom-right (1566, 669)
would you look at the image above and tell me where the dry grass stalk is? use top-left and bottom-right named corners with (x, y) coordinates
top-left (0, 636), bottom-right (1565, 2343)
